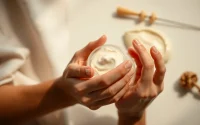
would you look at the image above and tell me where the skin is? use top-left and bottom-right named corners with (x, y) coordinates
top-left (60, 35), bottom-right (134, 110)
top-left (0, 36), bottom-right (166, 125)
top-left (116, 40), bottom-right (166, 125)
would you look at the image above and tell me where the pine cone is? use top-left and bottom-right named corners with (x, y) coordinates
top-left (180, 71), bottom-right (198, 89)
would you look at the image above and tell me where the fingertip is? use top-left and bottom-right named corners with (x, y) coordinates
top-left (132, 39), bottom-right (140, 47)
top-left (90, 67), bottom-right (95, 77)
top-left (95, 35), bottom-right (107, 46)
top-left (99, 35), bottom-right (107, 41)
top-left (151, 46), bottom-right (158, 54)
top-left (150, 46), bottom-right (161, 59)
top-left (101, 35), bottom-right (107, 40)
top-left (150, 46), bottom-right (154, 56)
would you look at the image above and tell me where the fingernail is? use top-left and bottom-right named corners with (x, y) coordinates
top-left (101, 35), bottom-right (106, 38)
top-left (99, 35), bottom-right (106, 40)
top-left (125, 61), bottom-right (132, 70)
top-left (85, 68), bottom-right (91, 76)
top-left (152, 46), bottom-right (158, 54)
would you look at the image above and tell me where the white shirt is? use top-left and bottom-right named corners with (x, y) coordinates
top-left (0, 0), bottom-right (70, 124)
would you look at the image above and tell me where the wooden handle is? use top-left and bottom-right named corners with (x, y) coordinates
top-left (117, 6), bottom-right (139, 16)
top-left (116, 7), bottom-right (157, 24)
top-left (149, 12), bottom-right (157, 24)
top-left (116, 7), bottom-right (147, 22)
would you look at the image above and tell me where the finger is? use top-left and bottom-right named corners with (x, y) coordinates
top-left (128, 47), bottom-right (142, 67)
top-left (89, 97), bottom-right (114, 110)
top-left (90, 85), bottom-right (129, 109)
top-left (77, 35), bottom-right (107, 61)
top-left (66, 64), bottom-right (94, 78)
top-left (132, 40), bottom-right (154, 82)
top-left (89, 69), bottom-right (134, 101)
top-left (150, 46), bottom-right (166, 85)
top-left (128, 70), bottom-right (136, 86)
top-left (82, 60), bottom-right (133, 93)
top-left (128, 47), bottom-right (142, 83)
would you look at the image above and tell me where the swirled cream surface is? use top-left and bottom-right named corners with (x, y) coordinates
top-left (87, 45), bottom-right (126, 75)
top-left (124, 29), bottom-right (171, 63)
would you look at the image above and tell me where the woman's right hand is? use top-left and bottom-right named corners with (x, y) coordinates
top-left (57, 35), bottom-right (134, 110)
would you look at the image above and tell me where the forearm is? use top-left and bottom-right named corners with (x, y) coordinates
top-left (118, 112), bottom-right (146, 125)
top-left (0, 78), bottom-right (76, 124)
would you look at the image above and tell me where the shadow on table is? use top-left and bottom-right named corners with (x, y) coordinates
top-left (112, 13), bottom-right (200, 31)
top-left (173, 79), bottom-right (200, 100)
top-left (73, 115), bottom-right (117, 125)
top-left (68, 105), bottom-right (117, 125)
top-left (112, 13), bottom-right (141, 25)
top-left (170, 106), bottom-right (200, 125)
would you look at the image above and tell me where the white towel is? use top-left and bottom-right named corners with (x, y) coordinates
top-left (0, 0), bottom-right (69, 124)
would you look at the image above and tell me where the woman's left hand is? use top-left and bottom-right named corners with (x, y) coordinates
top-left (115, 40), bottom-right (166, 118)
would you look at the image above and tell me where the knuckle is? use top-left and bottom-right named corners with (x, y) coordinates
top-left (124, 75), bottom-right (131, 84)
top-left (95, 81), bottom-right (104, 88)
top-left (138, 93), bottom-right (148, 98)
top-left (81, 97), bottom-right (92, 105)
top-left (74, 86), bottom-right (84, 95)
top-left (101, 78), bottom-right (110, 86)
top-left (141, 94), bottom-right (148, 98)
top-left (144, 62), bottom-right (154, 70)
top-left (67, 64), bottom-right (74, 71)
top-left (150, 92), bottom-right (158, 98)
top-left (160, 67), bottom-right (166, 75)
top-left (89, 92), bottom-right (99, 101)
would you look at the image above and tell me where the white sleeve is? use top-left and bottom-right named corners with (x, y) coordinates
top-left (0, 35), bottom-right (30, 85)
top-left (0, 46), bottom-right (30, 85)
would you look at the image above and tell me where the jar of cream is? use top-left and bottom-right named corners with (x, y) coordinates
top-left (87, 44), bottom-right (135, 76)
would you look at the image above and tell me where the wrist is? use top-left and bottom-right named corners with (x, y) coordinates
top-left (118, 111), bottom-right (146, 125)
top-left (55, 77), bottom-right (77, 106)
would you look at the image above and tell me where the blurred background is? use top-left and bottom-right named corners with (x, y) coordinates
top-left (3, 0), bottom-right (200, 125)
top-left (66, 0), bottom-right (200, 125)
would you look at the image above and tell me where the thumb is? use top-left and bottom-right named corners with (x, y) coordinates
top-left (79, 35), bottom-right (107, 60)
top-left (65, 64), bottom-right (94, 78)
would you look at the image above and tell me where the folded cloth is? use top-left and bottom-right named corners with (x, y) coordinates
top-left (0, 33), bottom-right (30, 85)
top-left (0, 0), bottom-right (69, 124)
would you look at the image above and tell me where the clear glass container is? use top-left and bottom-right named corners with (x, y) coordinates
top-left (87, 44), bottom-right (136, 76)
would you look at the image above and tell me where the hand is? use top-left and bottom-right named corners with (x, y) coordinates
top-left (115, 40), bottom-right (166, 118)
top-left (57, 35), bottom-right (134, 110)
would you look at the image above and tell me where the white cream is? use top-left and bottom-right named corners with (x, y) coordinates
top-left (87, 45), bottom-right (126, 75)
top-left (124, 29), bottom-right (170, 63)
